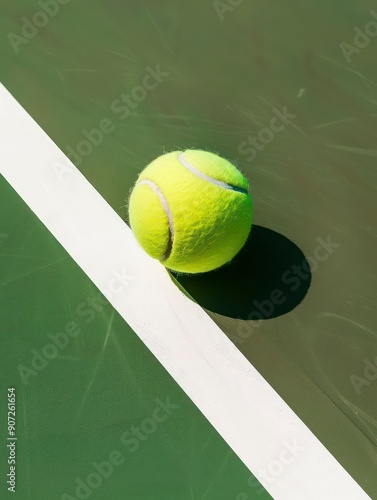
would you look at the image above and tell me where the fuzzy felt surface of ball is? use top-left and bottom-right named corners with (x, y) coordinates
top-left (128, 149), bottom-right (252, 274)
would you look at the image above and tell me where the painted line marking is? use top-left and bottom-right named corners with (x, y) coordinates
top-left (0, 84), bottom-right (370, 500)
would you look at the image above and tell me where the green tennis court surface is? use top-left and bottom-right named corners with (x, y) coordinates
top-left (1, 1), bottom-right (376, 499)
top-left (0, 175), bottom-right (270, 499)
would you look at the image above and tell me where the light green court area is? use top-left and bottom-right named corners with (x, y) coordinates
top-left (0, 176), bottom-right (270, 498)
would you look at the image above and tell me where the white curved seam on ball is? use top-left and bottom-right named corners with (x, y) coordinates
top-left (137, 179), bottom-right (174, 259)
top-left (178, 153), bottom-right (248, 194)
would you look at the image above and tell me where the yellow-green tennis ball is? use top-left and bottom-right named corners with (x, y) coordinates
top-left (128, 150), bottom-right (252, 274)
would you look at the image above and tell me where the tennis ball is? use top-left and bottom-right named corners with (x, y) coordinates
top-left (128, 149), bottom-right (252, 274)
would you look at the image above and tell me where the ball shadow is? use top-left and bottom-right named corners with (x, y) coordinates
top-left (170, 226), bottom-right (311, 320)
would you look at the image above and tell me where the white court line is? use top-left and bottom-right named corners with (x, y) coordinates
top-left (0, 84), bottom-right (370, 500)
